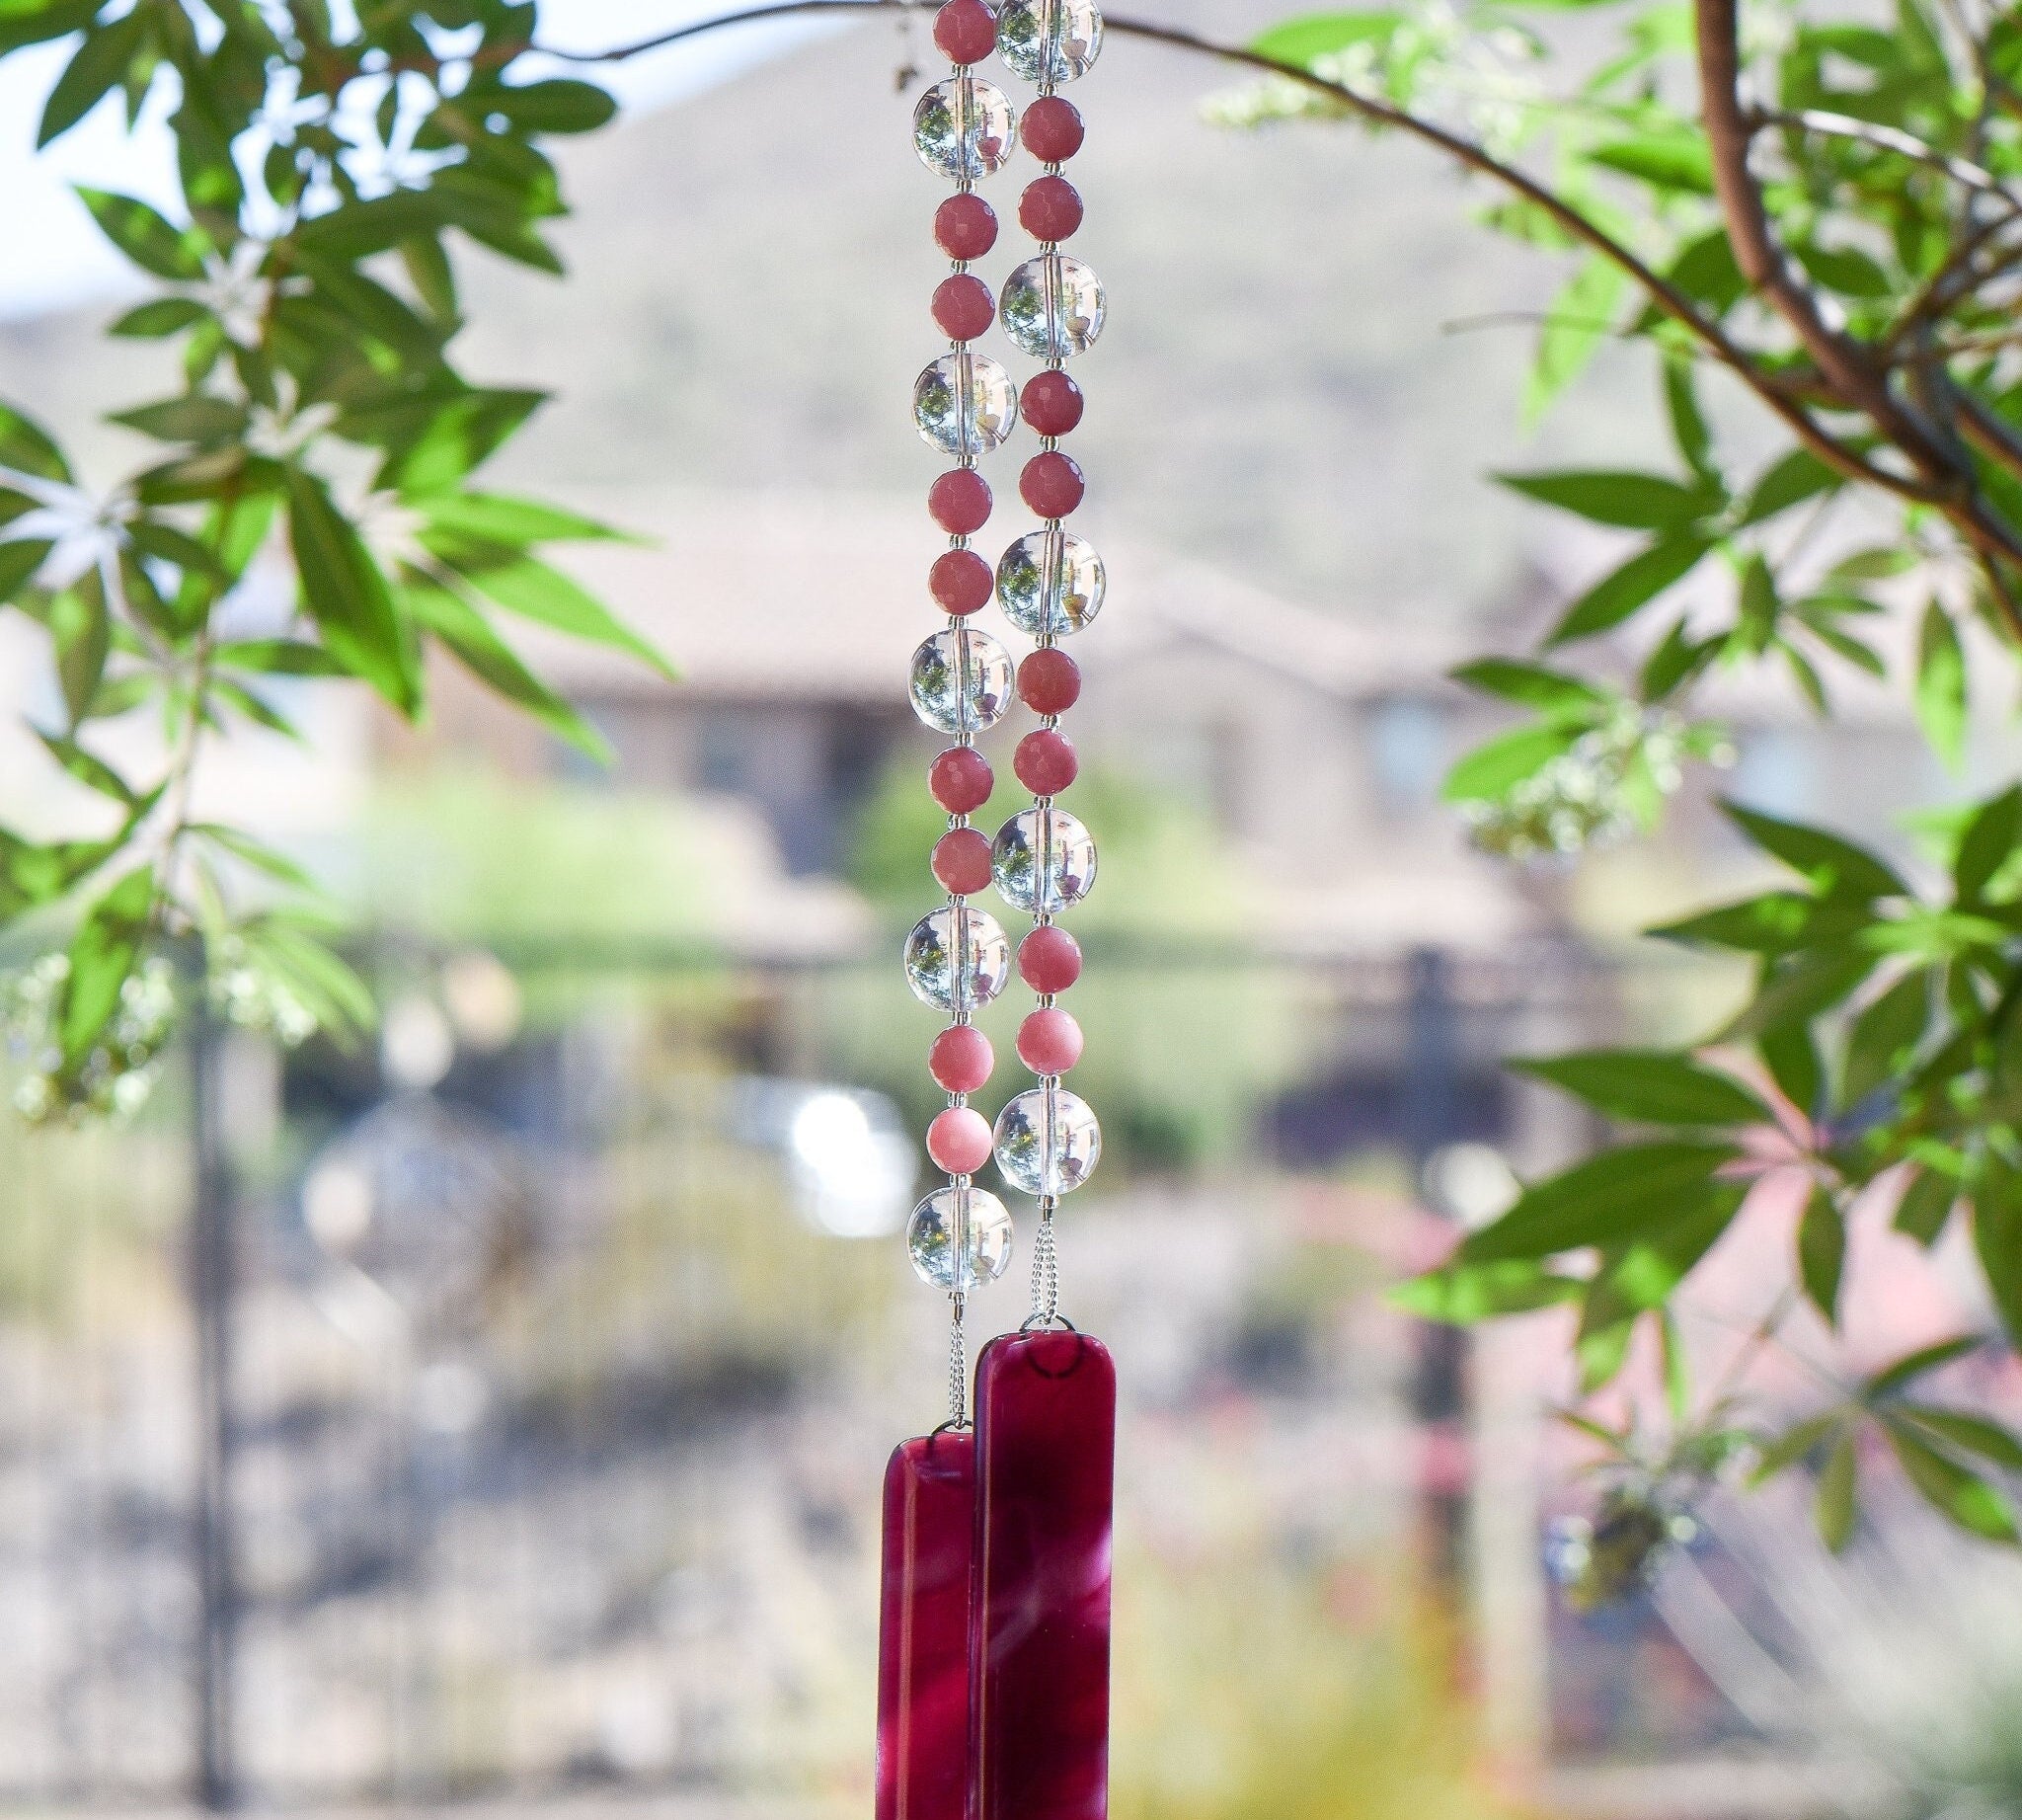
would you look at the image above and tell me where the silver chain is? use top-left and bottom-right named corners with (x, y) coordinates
top-left (1029, 1200), bottom-right (1059, 1326)
top-left (946, 1293), bottom-right (970, 1428)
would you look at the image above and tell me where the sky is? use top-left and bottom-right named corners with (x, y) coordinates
top-left (0, 0), bottom-right (823, 319)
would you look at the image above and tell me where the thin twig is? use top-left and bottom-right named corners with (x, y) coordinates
top-left (1750, 105), bottom-right (2014, 202)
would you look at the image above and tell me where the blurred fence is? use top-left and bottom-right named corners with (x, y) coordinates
top-left (0, 937), bottom-right (1643, 1812)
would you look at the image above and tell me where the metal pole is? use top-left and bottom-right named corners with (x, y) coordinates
top-left (190, 1006), bottom-right (237, 1811)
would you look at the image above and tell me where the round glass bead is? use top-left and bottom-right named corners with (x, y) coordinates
top-left (907, 1184), bottom-right (1014, 1290)
top-left (997, 0), bottom-right (1103, 82)
top-left (909, 626), bottom-right (1015, 734)
top-left (913, 77), bottom-right (1018, 183)
top-left (904, 905), bottom-right (1011, 1012)
top-left (1000, 254), bottom-right (1105, 360)
top-left (913, 352), bottom-right (1020, 458)
top-left (992, 807), bottom-right (1097, 912)
top-left (993, 1083), bottom-right (1102, 1196)
top-left (996, 529), bottom-right (1105, 637)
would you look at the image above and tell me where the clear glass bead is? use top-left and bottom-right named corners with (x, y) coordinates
top-left (904, 905), bottom-right (1011, 1012)
top-left (907, 1184), bottom-right (1014, 1291)
top-left (909, 626), bottom-right (1015, 735)
top-left (999, 255), bottom-right (1105, 360)
top-left (993, 1083), bottom-right (1102, 1196)
top-left (913, 76), bottom-right (1018, 182)
top-left (913, 352), bottom-right (1020, 458)
top-left (996, 530), bottom-right (1105, 637)
top-left (997, 0), bottom-right (1104, 82)
top-left (992, 808), bottom-right (1096, 911)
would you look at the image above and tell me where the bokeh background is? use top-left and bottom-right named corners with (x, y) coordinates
top-left (4, 2), bottom-right (2022, 1816)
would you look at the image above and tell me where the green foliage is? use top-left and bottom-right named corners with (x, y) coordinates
top-left (1236, 0), bottom-right (2022, 1561)
top-left (0, 1), bottom-right (650, 1121)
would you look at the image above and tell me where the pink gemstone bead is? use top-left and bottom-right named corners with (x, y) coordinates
top-left (930, 1023), bottom-right (995, 1094)
top-left (1019, 175), bottom-right (1083, 242)
top-left (1018, 923), bottom-right (1082, 993)
top-left (1020, 369), bottom-right (1084, 436)
top-left (1016, 1007), bottom-right (1083, 1074)
top-left (932, 273), bottom-right (995, 342)
top-left (933, 0), bottom-right (998, 64)
top-left (933, 827), bottom-right (994, 896)
top-left (930, 746), bottom-right (993, 815)
top-left (935, 194), bottom-right (998, 261)
top-left (1014, 728), bottom-right (1078, 796)
top-left (928, 1105), bottom-right (994, 1175)
top-left (1018, 648), bottom-right (1081, 715)
top-left (1021, 96), bottom-right (1085, 163)
top-left (930, 548), bottom-right (994, 616)
top-left (1020, 451), bottom-right (1085, 518)
top-left (930, 468), bottom-right (992, 536)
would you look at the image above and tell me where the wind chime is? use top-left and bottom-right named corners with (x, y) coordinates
top-left (880, 0), bottom-right (1111, 1813)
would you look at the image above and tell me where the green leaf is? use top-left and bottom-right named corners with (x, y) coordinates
top-left (294, 190), bottom-right (452, 261)
top-left (1974, 1172), bottom-right (2022, 1349)
top-left (1525, 255), bottom-right (1627, 427)
top-left (0, 403), bottom-right (72, 483)
top-left (400, 570), bottom-right (610, 760)
top-left (1448, 658), bottom-right (1607, 715)
top-left (1722, 947), bottom-right (1876, 1038)
top-left (1798, 1187), bottom-right (1845, 1323)
top-left (1457, 1141), bottom-right (1741, 1264)
top-left (283, 467), bottom-right (420, 714)
top-left (0, 538), bottom-right (52, 603)
top-left (1759, 1023), bottom-right (1823, 1117)
top-left (1915, 600), bottom-right (1967, 770)
top-left (58, 864), bottom-right (156, 1066)
top-left (1816, 1432), bottom-right (1857, 1551)
top-left (1840, 971), bottom-right (1927, 1108)
top-left (111, 393), bottom-right (246, 446)
top-left (1389, 1258), bottom-right (1585, 1322)
top-left (39, 10), bottom-right (153, 146)
top-left (1897, 1407), bottom-right (2022, 1474)
top-left (1639, 616), bottom-right (1721, 701)
top-left (1738, 449), bottom-right (1841, 526)
top-left (1868, 1334), bottom-right (1983, 1397)
top-left (1498, 468), bottom-right (1714, 531)
top-left (1721, 801), bottom-right (1905, 901)
top-left (1547, 533), bottom-right (1712, 647)
top-left (1895, 1169), bottom-right (1957, 1246)
top-left (1515, 1048), bottom-right (1768, 1126)
top-left (109, 296), bottom-right (209, 339)
top-left (1750, 1411), bottom-right (1840, 1482)
top-left (214, 638), bottom-right (349, 677)
top-left (1654, 891), bottom-right (1867, 955)
top-left (0, 0), bottom-right (101, 55)
top-left (416, 492), bottom-right (631, 546)
top-left (1883, 1420), bottom-right (2019, 1543)
top-left (490, 77), bottom-right (619, 134)
top-left (1439, 721), bottom-right (1582, 803)
top-left (1735, 554), bottom-right (1779, 654)
top-left (366, 388), bottom-right (544, 494)
top-left (73, 187), bottom-right (205, 279)
top-left (49, 579), bottom-right (110, 726)
top-left (1250, 9), bottom-right (1404, 64)
top-left (1589, 131), bottom-right (1715, 194)
top-left (1795, 242), bottom-right (1892, 298)
top-left (419, 531), bottom-right (673, 681)
top-left (36, 731), bottom-right (134, 804)
top-left (1953, 786), bottom-right (2021, 905)
top-left (1664, 358), bottom-right (1715, 478)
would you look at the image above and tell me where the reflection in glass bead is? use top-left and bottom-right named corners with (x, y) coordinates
top-left (907, 1184), bottom-right (1015, 1290)
top-left (992, 808), bottom-right (1097, 912)
top-left (996, 530), bottom-right (1105, 637)
top-left (909, 626), bottom-right (1016, 735)
top-left (999, 255), bottom-right (1105, 360)
top-left (913, 76), bottom-right (1018, 182)
top-left (904, 905), bottom-right (1012, 1012)
top-left (993, 1083), bottom-right (1102, 1196)
top-left (913, 353), bottom-right (1021, 458)
top-left (997, 0), bottom-right (1104, 82)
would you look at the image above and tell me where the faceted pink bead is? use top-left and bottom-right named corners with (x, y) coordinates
top-left (1014, 729), bottom-right (1078, 796)
top-left (1016, 1007), bottom-right (1083, 1074)
top-left (930, 1023), bottom-right (994, 1094)
top-left (1020, 450), bottom-right (1085, 518)
top-left (930, 746), bottom-right (993, 814)
top-left (930, 467), bottom-right (992, 535)
top-left (1018, 648), bottom-right (1081, 715)
top-left (933, 827), bottom-right (994, 896)
top-left (1019, 175), bottom-right (1084, 242)
top-left (933, 273), bottom-right (996, 342)
top-left (935, 193), bottom-right (998, 261)
top-left (928, 1105), bottom-right (994, 1175)
top-left (933, 0), bottom-right (998, 64)
top-left (1020, 369), bottom-right (1084, 436)
top-left (931, 548), bottom-right (994, 616)
top-left (1021, 96), bottom-right (1085, 163)
top-left (876, 1431), bottom-right (974, 1820)
top-left (972, 1329), bottom-right (1116, 1820)
top-left (1018, 924), bottom-right (1082, 992)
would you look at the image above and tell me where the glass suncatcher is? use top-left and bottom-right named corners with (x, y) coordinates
top-left (878, 0), bottom-right (1114, 1814)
